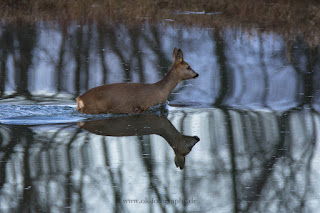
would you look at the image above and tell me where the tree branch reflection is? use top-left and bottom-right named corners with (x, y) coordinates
top-left (0, 107), bottom-right (319, 212)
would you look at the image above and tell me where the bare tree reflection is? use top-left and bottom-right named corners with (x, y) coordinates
top-left (214, 30), bottom-right (231, 106)
top-left (15, 22), bottom-right (36, 99)
top-left (55, 26), bottom-right (68, 93)
top-left (97, 24), bottom-right (110, 85)
top-left (0, 21), bottom-right (319, 110)
top-left (0, 23), bottom-right (36, 99)
top-left (0, 24), bottom-right (14, 96)
top-left (0, 108), bottom-right (319, 212)
top-left (290, 38), bottom-right (319, 108)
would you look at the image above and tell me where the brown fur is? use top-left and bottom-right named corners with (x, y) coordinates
top-left (76, 48), bottom-right (198, 114)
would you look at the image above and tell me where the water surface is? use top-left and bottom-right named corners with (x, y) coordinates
top-left (0, 105), bottom-right (319, 212)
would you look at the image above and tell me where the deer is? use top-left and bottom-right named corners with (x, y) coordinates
top-left (78, 114), bottom-right (200, 169)
top-left (76, 48), bottom-right (199, 114)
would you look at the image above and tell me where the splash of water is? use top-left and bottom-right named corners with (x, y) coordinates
top-left (0, 103), bottom-right (168, 125)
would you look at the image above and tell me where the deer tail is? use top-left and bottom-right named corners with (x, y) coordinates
top-left (76, 97), bottom-right (84, 111)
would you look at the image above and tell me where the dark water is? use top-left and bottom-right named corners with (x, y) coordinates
top-left (0, 16), bottom-right (320, 213)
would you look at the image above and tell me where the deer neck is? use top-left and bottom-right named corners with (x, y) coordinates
top-left (155, 118), bottom-right (181, 147)
top-left (155, 68), bottom-right (180, 100)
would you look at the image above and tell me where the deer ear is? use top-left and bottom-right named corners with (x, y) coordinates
top-left (172, 48), bottom-right (178, 60)
top-left (173, 48), bottom-right (183, 63)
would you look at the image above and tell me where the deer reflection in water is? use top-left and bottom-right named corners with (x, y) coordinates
top-left (78, 114), bottom-right (199, 169)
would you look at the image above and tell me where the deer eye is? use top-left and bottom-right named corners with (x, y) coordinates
top-left (187, 66), bottom-right (191, 70)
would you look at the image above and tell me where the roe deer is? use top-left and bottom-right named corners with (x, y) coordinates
top-left (78, 114), bottom-right (199, 169)
top-left (76, 48), bottom-right (198, 114)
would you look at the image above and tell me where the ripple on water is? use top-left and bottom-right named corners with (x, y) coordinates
top-left (0, 104), bottom-right (169, 125)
